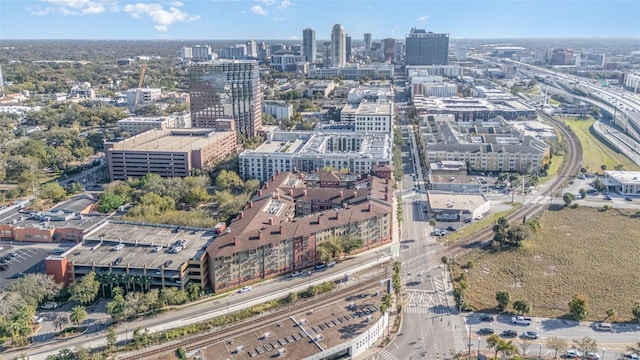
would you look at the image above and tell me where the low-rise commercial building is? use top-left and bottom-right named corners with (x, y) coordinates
top-left (0, 194), bottom-right (105, 243)
top-left (427, 191), bottom-right (490, 221)
top-left (306, 81), bottom-right (337, 98)
top-left (126, 87), bottom-right (162, 109)
top-left (239, 131), bottom-right (392, 182)
top-left (117, 113), bottom-right (192, 135)
top-left (347, 86), bottom-right (395, 104)
top-left (105, 127), bottom-right (236, 180)
top-left (603, 171), bottom-right (640, 196)
top-left (307, 64), bottom-right (394, 80)
top-left (354, 100), bottom-right (394, 134)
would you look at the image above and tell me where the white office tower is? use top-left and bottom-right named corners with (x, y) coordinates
top-left (331, 24), bottom-right (346, 67)
top-left (178, 47), bottom-right (193, 60)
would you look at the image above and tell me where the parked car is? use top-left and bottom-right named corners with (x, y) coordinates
top-left (500, 330), bottom-right (518, 338)
top-left (565, 349), bottom-right (582, 358)
top-left (9, 252), bottom-right (18, 258)
top-left (522, 331), bottom-right (538, 339)
top-left (113, 257), bottom-right (123, 265)
top-left (625, 197), bottom-right (633, 201)
top-left (163, 260), bottom-right (173, 267)
top-left (447, 225), bottom-right (457, 231)
top-left (289, 271), bottom-right (302, 278)
top-left (585, 352), bottom-right (600, 360)
top-left (314, 263), bottom-right (327, 270)
top-left (239, 286), bottom-right (252, 293)
top-left (478, 328), bottom-right (494, 335)
top-left (622, 353), bottom-right (640, 360)
top-left (593, 322), bottom-right (613, 331)
top-left (40, 302), bottom-right (58, 310)
top-left (511, 316), bottom-right (531, 325)
top-left (479, 315), bottom-right (495, 322)
top-left (604, 194), bottom-right (612, 200)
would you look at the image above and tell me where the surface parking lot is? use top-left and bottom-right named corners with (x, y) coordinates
top-left (0, 243), bottom-right (63, 291)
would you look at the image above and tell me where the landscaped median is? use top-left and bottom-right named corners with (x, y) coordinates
top-left (441, 204), bottom-right (522, 245)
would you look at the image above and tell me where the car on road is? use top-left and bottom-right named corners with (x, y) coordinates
top-left (604, 194), bottom-right (612, 200)
top-left (622, 353), bottom-right (640, 360)
top-left (593, 322), bottom-right (613, 331)
top-left (478, 328), bottom-right (494, 335)
top-left (479, 315), bottom-right (495, 322)
top-left (585, 352), bottom-right (600, 360)
top-left (511, 316), bottom-right (532, 325)
top-left (564, 349), bottom-right (582, 358)
top-left (625, 196), bottom-right (633, 201)
top-left (522, 331), bottom-right (538, 339)
top-left (239, 286), bottom-right (252, 293)
top-left (500, 330), bottom-right (518, 338)
top-left (289, 271), bottom-right (302, 278)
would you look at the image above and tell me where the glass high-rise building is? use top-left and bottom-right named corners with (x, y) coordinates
top-left (404, 28), bottom-right (449, 66)
top-left (364, 33), bottom-right (372, 52)
top-left (303, 28), bottom-right (316, 63)
top-left (345, 35), bottom-right (352, 63)
top-left (189, 60), bottom-right (262, 139)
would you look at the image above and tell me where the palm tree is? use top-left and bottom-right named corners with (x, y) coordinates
top-left (69, 305), bottom-right (87, 327)
top-left (53, 314), bottom-right (69, 331)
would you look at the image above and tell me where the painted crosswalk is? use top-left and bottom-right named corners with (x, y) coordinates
top-left (404, 305), bottom-right (452, 315)
top-left (376, 349), bottom-right (398, 360)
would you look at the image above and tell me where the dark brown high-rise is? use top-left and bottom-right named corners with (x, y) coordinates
top-left (189, 60), bottom-right (262, 139)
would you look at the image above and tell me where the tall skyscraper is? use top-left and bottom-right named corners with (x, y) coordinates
top-left (303, 28), bottom-right (316, 63)
top-left (246, 40), bottom-right (258, 58)
top-left (404, 28), bottom-right (449, 65)
top-left (345, 35), bottom-right (352, 63)
top-left (189, 60), bottom-right (262, 139)
top-left (383, 38), bottom-right (396, 62)
top-left (364, 33), bottom-right (372, 53)
top-left (331, 24), bottom-right (346, 67)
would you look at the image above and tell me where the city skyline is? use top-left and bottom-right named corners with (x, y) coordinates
top-left (0, 0), bottom-right (638, 40)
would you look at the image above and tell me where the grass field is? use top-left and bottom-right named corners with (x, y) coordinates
top-left (451, 207), bottom-right (640, 321)
top-left (561, 116), bottom-right (640, 172)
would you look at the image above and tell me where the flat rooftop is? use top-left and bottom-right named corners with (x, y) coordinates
top-left (356, 101), bottom-right (393, 116)
top-left (605, 171), bottom-right (640, 185)
top-left (117, 116), bottom-right (170, 124)
top-left (253, 138), bottom-right (306, 154)
top-left (430, 174), bottom-right (489, 185)
top-left (199, 299), bottom-right (381, 360)
top-left (427, 191), bottom-right (489, 211)
top-left (68, 221), bottom-right (215, 268)
top-left (109, 128), bottom-right (231, 152)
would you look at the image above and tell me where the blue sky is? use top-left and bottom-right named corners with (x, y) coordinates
top-left (0, 0), bottom-right (638, 40)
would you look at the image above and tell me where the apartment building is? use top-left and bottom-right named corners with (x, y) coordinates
top-left (238, 131), bottom-right (392, 182)
top-left (207, 171), bottom-right (393, 291)
top-left (413, 97), bottom-right (535, 121)
top-left (354, 100), bottom-right (394, 133)
top-left (105, 127), bottom-right (236, 180)
top-left (262, 100), bottom-right (294, 120)
top-left (307, 64), bottom-right (394, 80)
top-left (404, 29), bottom-right (449, 66)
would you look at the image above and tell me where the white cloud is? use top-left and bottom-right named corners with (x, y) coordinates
top-left (124, 2), bottom-right (199, 32)
top-left (272, 16), bottom-right (283, 22)
top-left (415, 16), bottom-right (429, 24)
top-left (288, 35), bottom-right (299, 40)
top-left (249, 5), bottom-right (267, 15)
top-left (36, 0), bottom-right (112, 15)
top-left (277, 0), bottom-right (291, 9)
top-left (256, 0), bottom-right (277, 4)
top-left (171, 1), bottom-right (184, 6)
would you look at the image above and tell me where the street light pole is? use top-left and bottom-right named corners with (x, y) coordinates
top-left (602, 347), bottom-right (605, 360)
top-left (477, 338), bottom-right (481, 359)
top-left (538, 343), bottom-right (542, 358)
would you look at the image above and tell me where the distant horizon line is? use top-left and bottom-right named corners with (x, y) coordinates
top-left (1, 36), bottom-right (638, 42)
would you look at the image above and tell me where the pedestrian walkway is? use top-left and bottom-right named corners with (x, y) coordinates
top-left (403, 306), bottom-right (451, 315)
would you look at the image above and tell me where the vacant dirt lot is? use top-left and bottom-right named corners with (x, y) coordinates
top-left (452, 207), bottom-right (640, 321)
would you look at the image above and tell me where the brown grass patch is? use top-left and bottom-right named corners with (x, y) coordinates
top-left (452, 207), bottom-right (640, 321)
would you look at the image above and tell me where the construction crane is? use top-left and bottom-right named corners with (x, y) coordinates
top-left (133, 63), bottom-right (147, 110)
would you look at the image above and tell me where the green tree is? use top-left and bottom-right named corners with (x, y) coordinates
top-left (492, 217), bottom-right (510, 247)
top-left (45, 349), bottom-right (76, 360)
top-left (98, 191), bottom-right (125, 213)
top-left (106, 326), bottom-right (117, 351)
top-left (632, 302), bottom-right (640, 322)
top-left (69, 272), bottom-right (100, 305)
top-left (380, 293), bottom-right (392, 314)
top-left (593, 178), bottom-right (607, 192)
top-left (340, 234), bottom-right (363, 255)
top-left (568, 294), bottom-right (590, 321)
top-left (215, 170), bottom-right (243, 191)
top-left (242, 179), bottom-right (261, 195)
top-left (600, 164), bottom-right (607, 171)
top-left (627, 342), bottom-right (640, 356)
top-left (69, 305), bottom-right (87, 326)
top-left (106, 287), bottom-right (127, 322)
top-left (429, 219), bottom-right (437, 227)
top-left (563, 192), bottom-right (576, 206)
top-left (496, 291), bottom-right (511, 311)
top-left (506, 225), bottom-right (530, 246)
top-left (317, 237), bottom-right (342, 262)
top-left (6, 273), bottom-right (62, 308)
top-left (486, 334), bottom-right (502, 359)
top-left (605, 308), bottom-right (617, 322)
top-left (513, 299), bottom-right (532, 314)
top-left (70, 182), bottom-right (84, 194)
top-left (579, 188), bottom-right (587, 199)
top-left (498, 340), bottom-right (519, 358)
top-left (546, 336), bottom-right (568, 359)
top-left (573, 337), bottom-right (598, 358)
top-left (39, 183), bottom-right (67, 203)
top-left (53, 314), bottom-right (69, 331)
top-left (186, 283), bottom-right (201, 301)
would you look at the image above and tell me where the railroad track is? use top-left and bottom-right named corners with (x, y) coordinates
top-left (445, 111), bottom-right (583, 258)
top-left (119, 276), bottom-right (385, 360)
